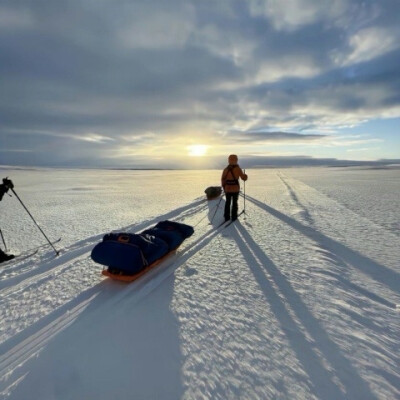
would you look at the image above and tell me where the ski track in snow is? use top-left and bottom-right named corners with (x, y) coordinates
top-left (0, 198), bottom-right (209, 343)
top-left (0, 196), bottom-right (224, 397)
top-left (175, 202), bottom-right (398, 398)
top-left (0, 169), bottom-right (399, 400)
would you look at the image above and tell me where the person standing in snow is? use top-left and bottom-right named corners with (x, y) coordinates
top-left (0, 177), bottom-right (13, 202)
top-left (0, 178), bottom-right (15, 262)
top-left (221, 154), bottom-right (248, 221)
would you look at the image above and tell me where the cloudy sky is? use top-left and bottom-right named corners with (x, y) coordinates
top-left (1, 0), bottom-right (399, 169)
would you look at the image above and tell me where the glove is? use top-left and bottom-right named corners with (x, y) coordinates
top-left (2, 178), bottom-right (14, 190)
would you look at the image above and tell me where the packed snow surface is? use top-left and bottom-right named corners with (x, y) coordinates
top-left (0, 167), bottom-right (399, 400)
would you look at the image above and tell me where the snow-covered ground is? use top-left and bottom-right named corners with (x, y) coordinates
top-left (0, 167), bottom-right (399, 400)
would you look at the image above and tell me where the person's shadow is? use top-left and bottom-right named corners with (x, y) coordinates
top-left (244, 194), bottom-right (400, 293)
top-left (230, 221), bottom-right (380, 400)
top-left (1, 197), bottom-right (231, 400)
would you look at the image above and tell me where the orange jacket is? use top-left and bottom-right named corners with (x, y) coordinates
top-left (221, 164), bottom-right (247, 193)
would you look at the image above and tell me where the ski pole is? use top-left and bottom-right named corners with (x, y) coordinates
top-left (243, 169), bottom-right (246, 214)
top-left (0, 228), bottom-right (7, 252)
top-left (10, 188), bottom-right (60, 256)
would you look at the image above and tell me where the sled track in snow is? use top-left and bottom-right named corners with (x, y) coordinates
top-left (244, 194), bottom-right (400, 303)
top-left (277, 172), bottom-right (315, 227)
top-left (0, 223), bottom-right (221, 397)
top-left (0, 197), bottom-right (224, 393)
top-left (281, 171), bottom-right (400, 239)
top-left (0, 256), bottom-right (41, 278)
top-left (0, 197), bottom-right (210, 343)
top-left (0, 198), bottom-right (208, 297)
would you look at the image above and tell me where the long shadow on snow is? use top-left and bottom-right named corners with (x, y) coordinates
top-left (245, 194), bottom-right (400, 295)
top-left (0, 202), bottom-right (221, 365)
top-left (0, 197), bottom-right (207, 292)
top-left (278, 172), bottom-right (314, 226)
top-left (4, 266), bottom-right (184, 400)
top-left (231, 223), bottom-right (378, 400)
top-left (313, 269), bottom-right (397, 310)
top-left (1, 206), bottom-right (223, 399)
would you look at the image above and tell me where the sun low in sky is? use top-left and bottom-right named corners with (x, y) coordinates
top-left (187, 145), bottom-right (208, 157)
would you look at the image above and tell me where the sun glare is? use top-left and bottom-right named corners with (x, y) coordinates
top-left (187, 144), bottom-right (208, 157)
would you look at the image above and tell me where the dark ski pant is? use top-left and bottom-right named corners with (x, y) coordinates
top-left (224, 192), bottom-right (239, 221)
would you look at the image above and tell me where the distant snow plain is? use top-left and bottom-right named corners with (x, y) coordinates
top-left (0, 167), bottom-right (399, 400)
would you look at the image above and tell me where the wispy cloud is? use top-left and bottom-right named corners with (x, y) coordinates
top-left (227, 130), bottom-right (327, 143)
top-left (0, 0), bottom-right (399, 167)
top-left (0, 148), bottom-right (32, 152)
top-left (346, 147), bottom-right (373, 152)
top-left (76, 133), bottom-right (114, 143)
top-left (335, 27), bottom-right (400, 66)
top-left (4, 128), bottom-right (114, 143)
top-left (322, 135), bottom-right (383, 147)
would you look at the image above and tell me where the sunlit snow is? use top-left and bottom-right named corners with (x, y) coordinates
top-left (0, 167), bottom-right (399, 400)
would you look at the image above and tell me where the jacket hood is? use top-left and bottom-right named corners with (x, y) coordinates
top-left (228, 154), bottom-right (238, 165)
